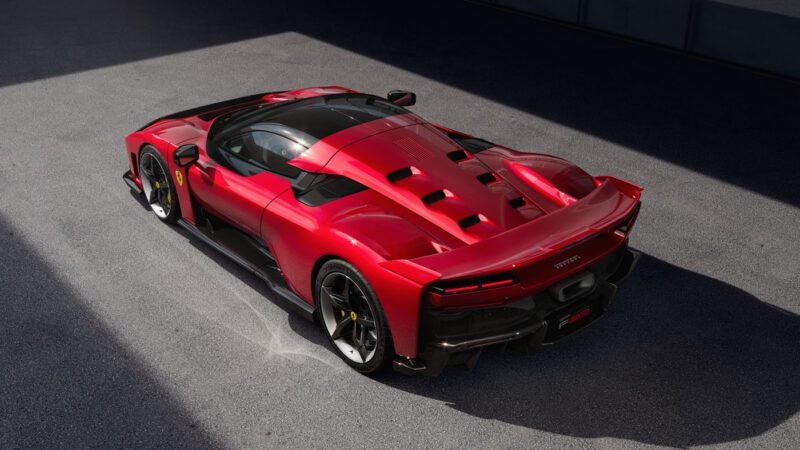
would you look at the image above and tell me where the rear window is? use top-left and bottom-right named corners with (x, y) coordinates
top-left (259, 94), bottom-right (408, 140)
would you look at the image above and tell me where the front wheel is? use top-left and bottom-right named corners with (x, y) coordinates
top-left (315, 260), bottom-right (392, 374)
top-left (139, 145), bottom-right (180, 224)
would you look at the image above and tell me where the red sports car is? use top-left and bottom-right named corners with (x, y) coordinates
top-left (123, 86), bottom-right (642, 375)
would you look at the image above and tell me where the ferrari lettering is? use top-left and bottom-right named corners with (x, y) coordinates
top-left (554, 254), bottom-right (581, 269)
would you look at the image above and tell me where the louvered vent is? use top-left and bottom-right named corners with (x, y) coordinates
top-left (386, 167), bottom-right (413, 182)
top-left (458, 214), bottom-right (481, 229)
top-left (509, 197), bottom-right (526, 208)
top-left (476, 172), bottom-right (497, 184)
top-left (446, 150), bottom-right (470, 162)
top-left (421, 190), bottom-right (446, 205)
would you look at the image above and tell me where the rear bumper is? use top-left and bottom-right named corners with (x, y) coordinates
top-left (394, 246), bottom-right (641, 375)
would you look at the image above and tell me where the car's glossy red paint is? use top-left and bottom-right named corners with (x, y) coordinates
top-left (124, 86), bottom-right (642, 359)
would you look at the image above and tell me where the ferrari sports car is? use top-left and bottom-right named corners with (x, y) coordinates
top-left (123, 86), bottom-right (642, 375)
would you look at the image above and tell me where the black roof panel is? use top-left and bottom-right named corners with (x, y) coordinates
top-left (213, 93), bottom-right (410, 146)
top-left (258, 94), bottom-right (408, 140)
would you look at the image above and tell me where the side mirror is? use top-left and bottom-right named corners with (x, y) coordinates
top-left (173, 144), bottom-right (199, 168)
top-left (387, 90), bottom-right (416, 106)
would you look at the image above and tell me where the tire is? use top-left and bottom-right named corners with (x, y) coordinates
top-left (139, 145), bottom-right (181, 224)
top-left (315, 259), bottom-right (393, 374)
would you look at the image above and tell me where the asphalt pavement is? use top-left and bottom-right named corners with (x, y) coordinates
top-left (1, 1), bottom-right (798, 448)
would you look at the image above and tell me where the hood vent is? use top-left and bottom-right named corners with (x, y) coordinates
top-left (508, 196), bottom-right (527, 208)
top-left (458, 214), bottom-right (481, 229)
top-left (421, 190), bottom-right (447, 205)
top-left (476, 172), bottom-right (498, 184)
top-left (386, 167), bottom-right (413, 183)
top-left (447, 150), bottom-right (470, 162)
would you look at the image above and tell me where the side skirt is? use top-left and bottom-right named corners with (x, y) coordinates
top-left (177, 218), bottom-right (316, 321)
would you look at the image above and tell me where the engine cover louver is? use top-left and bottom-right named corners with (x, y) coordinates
top-left (421, 190), bottom-right (447, 205)
top-left (386, 167), bottom-right (413, 183)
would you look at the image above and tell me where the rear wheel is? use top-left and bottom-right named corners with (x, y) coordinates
top-left (139, 146), bottom-right (180, 224)
top-left (316, 260), bottom-right (392, 374)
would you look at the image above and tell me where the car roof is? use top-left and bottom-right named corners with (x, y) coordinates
top-left (211, 93), bottom-right (412, 148)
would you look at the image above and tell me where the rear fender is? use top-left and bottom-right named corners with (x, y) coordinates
top-left (263, 189), bottom-right (428, 357)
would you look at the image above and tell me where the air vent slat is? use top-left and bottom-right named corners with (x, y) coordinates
top-left (421, 190), bottom-right (446, 205)
top-left (458, 214), bottom-right (481, 229)
top-left (446, 150), bottom-right (470, 162)
top-left (477, 172), bottom-right (497, 184)
top-left (386, 167), bottom-right (413, 182)
top-left (509, 197), bottom-right (526, 208)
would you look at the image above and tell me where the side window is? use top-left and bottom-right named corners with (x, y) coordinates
top-left (221, 131), bottom-right (305, 178)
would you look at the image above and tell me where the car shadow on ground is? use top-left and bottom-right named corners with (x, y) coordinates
top-left (164, 211), bottom-right (800, 447)
top-left (166, 221), bottom-right (331, 347)
top-left (372, 254), bottom-right (800, 447)
top-left (166, 209), bottom-right (800, 446)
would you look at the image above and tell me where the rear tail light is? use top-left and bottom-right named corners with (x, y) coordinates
top-left (426, 273), bottom-right (518, 307)
top-left (443, 284), bottom-right (479, 294)
top-left (480, 279), bottom-right (515, 289)
top-left (431, 273), bottom-right (516, 295)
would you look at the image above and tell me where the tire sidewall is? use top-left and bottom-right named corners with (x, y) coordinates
top-left (315, 259), bottom-right (392, 374)
top-left (139, 145), bottom-right (181, 224)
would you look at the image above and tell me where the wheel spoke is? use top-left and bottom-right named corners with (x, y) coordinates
top-left (356, 338), bottom-right (369, 362)
top-left (322, 286), bottom-right (349, 311)
top-left (330, 317), bottom-right (352, 340)
top-left (147, 157), bottom-right (157, 177)
top-left (148, 188), bottom-right (158, 204)
top-left (160, 189), bottom-right (170, 213)
top-left (156, 164), bottom-right (166, 184)
top-left (343, 278), bottom-right (351, 304)
top-left (356, 316), bottom-right (375, 328)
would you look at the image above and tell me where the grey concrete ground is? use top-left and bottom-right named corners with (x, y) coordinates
top-left (1, 1), bottom-right (798, 448)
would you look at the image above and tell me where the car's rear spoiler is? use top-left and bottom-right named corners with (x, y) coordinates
top-left (136, 91), bottom-right (284, 131)
top-left (407, 176), bottom-right (642, 281)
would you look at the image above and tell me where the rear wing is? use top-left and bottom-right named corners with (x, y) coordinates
top-left (136, 91), bottom-right (283, 131)
top-left (409, 176), bottom-right (642, 281)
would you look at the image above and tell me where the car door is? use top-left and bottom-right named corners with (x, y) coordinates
top-left (188, 130), bottom-right (304, 237)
